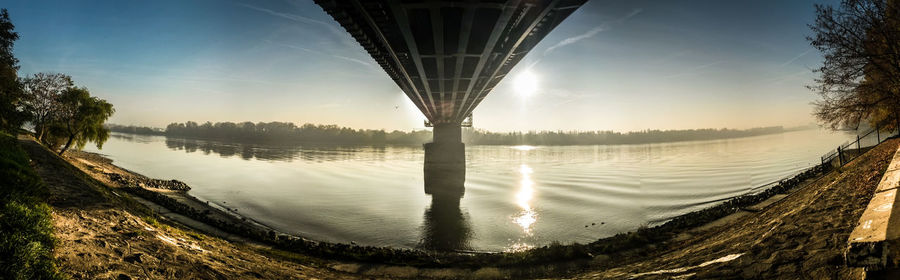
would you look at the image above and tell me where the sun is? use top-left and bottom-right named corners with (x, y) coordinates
top-left (513, 70), bottom-right (538, 96)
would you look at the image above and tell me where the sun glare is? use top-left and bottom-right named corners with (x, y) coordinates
top-left (513, 70), bottom-right (538, 96)
top-left (513, 164), bottom-right (537, 235)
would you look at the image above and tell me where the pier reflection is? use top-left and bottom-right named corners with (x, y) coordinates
top-left (419, 167), bottom-right (472, 251)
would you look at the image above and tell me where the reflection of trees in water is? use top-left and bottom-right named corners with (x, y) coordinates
top-left (110, 133), bottom-right (155, 144)
top-left (161, 136), bottom-right (389, 162)
top-left (418, 168), bottom-right (471, 252)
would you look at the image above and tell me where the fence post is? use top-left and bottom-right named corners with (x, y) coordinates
top-left (876, 123), bottom-right (881, 143)
top-left (838, 146), bottom-right (844, 166)
top-left (857, 134), bottom-right (861, 150)
top-left (896, 112), bottom-right (900, 137)
top-left (896, 111), bottom-right (900, 137)
top-left (895, 111), bottom-right (900, 137)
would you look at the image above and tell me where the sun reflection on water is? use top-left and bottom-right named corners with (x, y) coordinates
top-left (511, 145), bottom-right (536, 151)
top-left (513, 165), bottom-right (537, 235)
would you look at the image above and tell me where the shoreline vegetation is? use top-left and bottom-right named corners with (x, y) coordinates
top-left (68, 135), bottom-right (834, 270)
top-left (107, 122), bottom-right (818, 146)
top-left (0, 133), bottom-right (63, 279)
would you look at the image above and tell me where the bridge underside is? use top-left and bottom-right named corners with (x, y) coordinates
top-left (315, 0), bottom-right (586, 126)
top-left (316, 0), bottom-right (585, 195)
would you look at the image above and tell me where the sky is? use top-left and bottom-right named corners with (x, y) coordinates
top-left (5, 0), bottom-right (839, 132)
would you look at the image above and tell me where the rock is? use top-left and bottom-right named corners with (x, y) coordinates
top-left (591, 254), bottom-right (611, 264)
top-left (124, 253), bottom-right (143, 264)
top-left (152, 179), bottom-right (191, 191)
top-left (775, 263), bottom-right (797, 275)
top-left (768, 250), bottom-right (803, 264)
top-left (741, 262), bottom-right (772, 278)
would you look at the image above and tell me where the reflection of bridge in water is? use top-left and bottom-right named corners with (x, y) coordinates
top-left (315, 0), bottom-right (586, 196)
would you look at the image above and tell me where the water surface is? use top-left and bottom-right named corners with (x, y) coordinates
top-left (86, 129), bottom-right (851, 251)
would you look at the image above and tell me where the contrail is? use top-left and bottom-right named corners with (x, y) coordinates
top-left (237, 3), bottom-right (353, 45)
top-left (779, 49), bottom-right (812, 67)
top-left (266, 40), bottom-right (375, 68)
top-left (543, 8), bottom-right (643, 55)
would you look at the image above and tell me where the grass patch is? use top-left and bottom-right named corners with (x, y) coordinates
top-left (141, 215), bottom-right (161, 228)
top-left (258, 247), bottom-right (328, 267)
top-left (0, 132), bottom-right (65, 279)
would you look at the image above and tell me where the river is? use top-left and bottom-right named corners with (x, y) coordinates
top-left (84, 128), bottom-right (852, 252)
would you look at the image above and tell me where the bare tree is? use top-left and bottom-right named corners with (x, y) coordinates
top-left (21, 72), bottom-right (72, 141)
top-left (808, 0), bottom-right (900, 130)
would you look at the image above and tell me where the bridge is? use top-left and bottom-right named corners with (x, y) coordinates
top-left (315, 0), bottom-right (586, 193)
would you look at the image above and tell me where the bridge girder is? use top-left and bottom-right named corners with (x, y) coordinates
top-left (315, 0), bottom-right (586, 125)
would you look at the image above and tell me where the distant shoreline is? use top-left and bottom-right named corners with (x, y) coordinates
top-left (107, 122), bottom-right (820, 147)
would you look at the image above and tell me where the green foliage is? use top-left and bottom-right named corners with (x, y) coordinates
top-left (0, 9), bottom-right (27, 133)
top-left (0, 133), bottom-right (64, 279)
top-left (46, 87), bottom-right (114, 155)
top-left (21, 73), bottom-right (73, 142)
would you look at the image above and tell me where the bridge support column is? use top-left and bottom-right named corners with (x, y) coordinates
top-left (424, 123), bottom-right (465, 196)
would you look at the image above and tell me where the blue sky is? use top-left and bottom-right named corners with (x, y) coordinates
top-left (5, 0), bottom-right (837, 132)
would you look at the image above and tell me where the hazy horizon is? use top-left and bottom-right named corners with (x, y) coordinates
top-left (108, 120), bottom-right (819, 134)
top-left (7, 0), bottom-right (838, 132)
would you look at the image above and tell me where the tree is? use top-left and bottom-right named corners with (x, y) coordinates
top-left (808, 0), bottom-right (900, 130)
top-left (50, 87), bottom-right (114, 155)
top-left (0, 8), bottom-right (26, 132)
top-left (22, 73), bottom-right (73, 141)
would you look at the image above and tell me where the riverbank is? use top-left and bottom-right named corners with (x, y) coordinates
top-left (576, 137), bottom-right (899, 279)
top-left (64, 134), bottom-right (859, 273)
top-left (0, 133), bottom-right (62, 279)
top-left (15, 135), bottom-right (352, 279)
top-left (17, 132), bottom-right (898, 278)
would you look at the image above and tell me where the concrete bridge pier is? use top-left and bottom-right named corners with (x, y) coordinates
top-left (424, 123), bottom-right (465, 196)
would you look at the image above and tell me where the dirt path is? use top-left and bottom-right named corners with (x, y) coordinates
top-left (18, 136), bottom-right (351, 279)
top-left (576, 139), bottom-right (899, 279)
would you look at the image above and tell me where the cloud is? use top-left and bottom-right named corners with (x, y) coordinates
top-left (543, 8), bottom-right (643, 55)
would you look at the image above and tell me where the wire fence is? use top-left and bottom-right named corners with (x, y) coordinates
top-left (821, 124), bottom-right (900, 168)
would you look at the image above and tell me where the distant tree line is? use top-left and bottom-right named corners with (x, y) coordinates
top-left (109, 121), bottom-right (795, 146)
top-left (463, 126), bottom-right (789, 145)
top-left (0, 9), bottom-right (113, 155)
top-left (160, 121), bottom-right (433, 145)
top-left (106, 124), bottom-right (165, 136)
